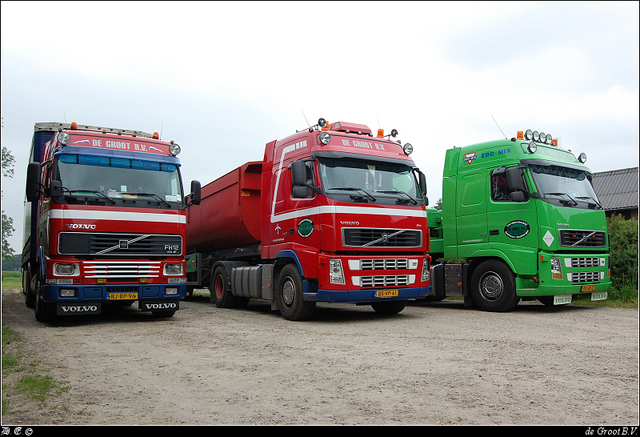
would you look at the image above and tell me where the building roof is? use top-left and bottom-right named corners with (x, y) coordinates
top-left (591, 167), bottom-right (638, 211)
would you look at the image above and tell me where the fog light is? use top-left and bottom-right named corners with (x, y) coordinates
top-left (319, 132), bottom-right (331, 145)
top-left (165, 287), bottom-right (179, 296)
top-left (403, 143), bottom-right (413, 155)
top-left (59, 289), bottom-right (76, 297)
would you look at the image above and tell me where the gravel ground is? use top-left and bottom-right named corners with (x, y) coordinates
top-left (1, 287), bottom-right (638, 426)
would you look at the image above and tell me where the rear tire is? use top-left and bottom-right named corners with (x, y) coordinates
top-left (276, 264), bottom-right (315, 321)
top-left (211, 265), bottom-right (237, 308)
top-left (470, 260), bottom-right (520, 312)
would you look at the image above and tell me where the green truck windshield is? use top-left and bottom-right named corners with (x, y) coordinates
top-left (529, 163), bottom-right (602, 209)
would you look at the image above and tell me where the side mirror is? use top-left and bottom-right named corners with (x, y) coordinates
top-left (49, 180), bottom-right (63, 197)
top-left (292, 186), bottom-right (308, 198)
top-left (26, 162), bottom-right (41, 202)
top-left (506, 167), bottom-right (526, 192)
top-left (505, 167), bottom-right (528, 202)
top-left (188, 180), bottom-right (201, 206)
top-left (290, 160), bottom-right (307, 187)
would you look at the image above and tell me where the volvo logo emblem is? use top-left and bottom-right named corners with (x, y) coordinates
top-left (119, 240), bottom-right (129, 249)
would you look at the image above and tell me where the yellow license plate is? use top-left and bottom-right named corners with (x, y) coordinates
top-left (376, 289), bottom-right (399, 298)
top-left (580, 284), bottom-right (596, 292)
top-left (108, 292), bottom-right (138, 300)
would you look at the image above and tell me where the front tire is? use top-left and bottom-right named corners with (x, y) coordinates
top-left (34, 276), bottom-right (56, 322)
top-left (470, 260), bottom-right (519, 312)
top-left (276, 264), bottom-right (315, 321)
top-left (371, 300), bottom-right (407, 315)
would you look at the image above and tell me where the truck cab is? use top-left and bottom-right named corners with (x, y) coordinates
top-left (430, 129), bottom-right (611, 311)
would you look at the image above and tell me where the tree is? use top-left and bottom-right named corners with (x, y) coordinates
top-left (2, 142), bottom-right (16, 261)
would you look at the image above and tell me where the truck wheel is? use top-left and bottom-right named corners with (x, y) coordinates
top-left (211, 265), bottom-right (237, 308)
top-left (23, 265), bottom-right (35, 308)
top-left (276, 264), bottom-right (315, 321)
top-left (371, 300), bottom-right (407, 315)
top-left (34, 277), bottom-right (56, 322)
top-left (470, 260), bottom-right (520, 312)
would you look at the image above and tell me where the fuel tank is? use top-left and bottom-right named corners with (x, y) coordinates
top-left (186, 161), bottom-right (262, 253)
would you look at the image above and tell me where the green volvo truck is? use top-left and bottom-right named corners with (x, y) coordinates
top-left (427, 129), bottom-right (611, 311)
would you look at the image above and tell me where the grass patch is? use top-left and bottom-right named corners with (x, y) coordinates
top-left (2, 324), bottom-right (70, 415)
top-left (1, 271), bottom-right (21, 289)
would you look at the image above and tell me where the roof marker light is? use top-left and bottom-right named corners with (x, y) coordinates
top-left (377, 129), bottom-right (384, 138)
top-left (152, 132), bottom-right (160, 139)
top-left (551, 139), bottom-right (558, 146)
top-left (69, 122), bottom-right (78, 130)
top-left (517, 131), bottom-right (524, 140)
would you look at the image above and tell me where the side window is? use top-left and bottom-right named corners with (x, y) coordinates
top-left (491, 172), bottom-right (511, 201)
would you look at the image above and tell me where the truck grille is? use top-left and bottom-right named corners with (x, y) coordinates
top-left (567, 271), bottom-right (604, 283)
top-left (559, 230), bottom-right (606, 248)
top-left (568, 257), bottom-right (604, 268)
top-left (343, 229), bottom-right (422, 248)
top-left (360, 275), bottom-right (411, 288)
top-left (59, 232), bottom-right (182, 256)
top-left (83, 261), bottom-right (161, 279)
top-left (359, 259), bottom-right (409, 270)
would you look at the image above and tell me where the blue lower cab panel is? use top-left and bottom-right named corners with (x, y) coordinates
top-left (42, 284), bottom-right (186, 303)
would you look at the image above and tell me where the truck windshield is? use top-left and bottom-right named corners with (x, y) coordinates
top-left (529, 163), bottom-right (602, 209)
top-left (55, 154), bottom-right (183, 208)
top-left (318, 157), bottom-right (424, 205)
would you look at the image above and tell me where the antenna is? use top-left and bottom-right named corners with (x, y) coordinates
top-left (160, 122), bottom-right (164, 139)
top-left (491, 115), bottom-right (507, 139)
top-left (63, 112), bottom-right (67, 122)
top-left (301, 110), bottom-right (310, 128)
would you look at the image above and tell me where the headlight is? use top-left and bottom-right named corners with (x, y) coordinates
top-left (54, 263), bottom-right (79, 276)
top-left (164, 263), bottom-right (183, 276)
top-left (550, 257), bottom-right (563, 280)
top-left (329, 259), bottom-right (345, 285)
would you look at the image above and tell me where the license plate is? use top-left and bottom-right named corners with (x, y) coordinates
top-left (581, 284), bottom-right (596, 292)
top-left (108, 292), bottom-right (138, 300)
top-left (376, 289), bottom-right (399, 298)
top-left (591, 292), bottom-right (608, 301)
top-left (554, 295), bottom-right (572, 305)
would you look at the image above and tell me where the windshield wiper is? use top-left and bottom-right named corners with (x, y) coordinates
top-left (66, 189), bottom-right (116, 204)
top-left (544, 192), bottom-right (578, 206)
top-left (574, 196), bottom-right (603, 209)
top-left (329, 187), bottom-right (377, 202)
top-left (131, 192), bottom-right (172, 207)
top-left (376, 189), bottom-right (418, 205)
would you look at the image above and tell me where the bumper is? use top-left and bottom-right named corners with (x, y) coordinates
top-left (41, 283), bottom-right (186, 303)
top-left (303, 281), bottom-right (431, 303)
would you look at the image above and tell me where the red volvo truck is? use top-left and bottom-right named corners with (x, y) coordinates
top-left (23, 122), bottom-right (201, 322)
top-left (185, 118), bottom-right (431, 320)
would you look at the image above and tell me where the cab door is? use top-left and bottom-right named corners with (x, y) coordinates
top-left (487, 166), bottom-right (538, 275)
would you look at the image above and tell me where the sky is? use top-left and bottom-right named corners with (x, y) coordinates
top-left (1, 1), bottom-right (638, 256)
